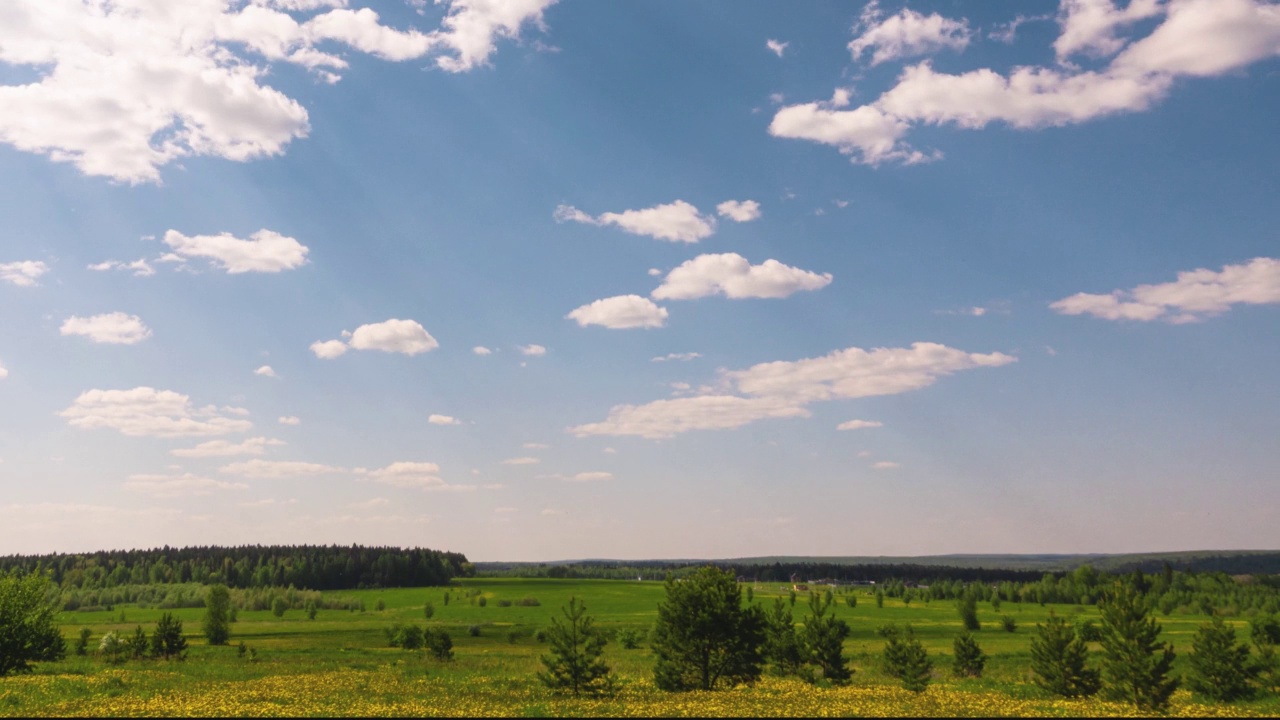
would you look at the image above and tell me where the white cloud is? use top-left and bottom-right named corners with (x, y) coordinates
top-left (1055, 0), bottom-right (1163, 60)
top-left (570, 342), bottom-right (1014, 439)
top-left (555, 200), bottom-right (716, 243)
top-left (849, 6), bottom-right (972, 66)
top-left (652, 352), bottom-right (702, 362)
top-left (568, 471), bottom-right (612, 482)
top-left (773, 0), bottom-right (1280, 167)
top-left (310, 340), bottom-right (349, 359)
top-left (0, 362), bottom-right (7, 380)
top-left (123, 473), bottom-right (248, 497)
top-left (278, 416), bottom-right (302, 426)
top-left (0, 261), bottom-right (49, 287)
top-left (502, 456), bottom-right (540, 465)
top-left (473, 346), bottom-right (492, 355)
top-left (350, 319), bottom-right (439, 355)
top-left (651, 253), bottom-right (832, 300)
top-left (873, 461), bottom-right (901, 470)
top-left (837, 419), bottom-right (883, 431)
top-left (766, 39), bottom-right (789, 57)
top-left (647, 268), bottom-right (662, 277)
top-left (428, 414), bottom-right (462, 425)
top-left (60, 387), bottom-right (253, 438)
top-left (566, 295), bottom-right (668, 329)
top-left (351, 497), bottom-right (390, 510)
top-left (221, 459), bottom-right (344, 478)
top-left (1050, 257), bottom-right (1280, 323)
top-left (523, 442), bottom-right (549, 449)
top-left (715, 200), bottom-right (762, 222)
top-left (88, 259), bottom-right (155, 277)
top-left (172, 437), bottom-right (284, 458)
top-left (162, 229), bottom-right (309, 274)
top-left (60, 312), bottom-right (152, 345)
top-left (0, 1), bottom-right (553, 183)
top-left (518, 344), bottom-right (546, 356)
top-left (254, 365), bottom-right (278, 378)
top-left (857, 450), bottom-right (873, 458)
top-left (357, 461), bottom-right (475, 491)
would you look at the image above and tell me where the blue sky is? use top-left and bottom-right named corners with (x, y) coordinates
top-left (1, 0), bottom-right (1278, 560)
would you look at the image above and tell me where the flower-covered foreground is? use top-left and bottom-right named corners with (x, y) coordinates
top-left (0, 671), bottom-right (1270, 718)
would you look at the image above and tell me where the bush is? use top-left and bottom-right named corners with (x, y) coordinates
top-left (375, 599), bottom-right (386, 612)
top-left (496, 599), bottom-right (512, 608)
top-left (477, 597), bottom-right (487, 608)
top-left (534, 629), bottom-right (548, 643)
top-left (468, 624), bottom-right (481, 637)
top-left (845, 594), bottom-right (857, 608)
top-left (74, 628), bottom-right (92, 657)
top-left (1000, 615), bottom-right (1017, 633)
top-left (305, 600), bottom-right (318, 620)
top-left (399, 625), bottom-right (425, 650)
top-left (1030, 611), bottom-right (1099, 698)
top-left (423, 602), bottom-right (435, 619)
top-left (516, 597), bottom-right (541, 607)
top-left (271, 597), bottom-right (287, 618)
top-left (1076, 619), bottom-right (1100, 642)
top-left (0, 570), bottom-right (66, 675)
top-left (618, 628), bottom-right (644, 650)
top-left (956, 596), bottom-right (980, 632)
top-left (99, 632), bottom-right (126, 664)
top-left (425, 629), bottom-right (453, 661)
top-left (880, 624), bottom-right (931, 693)
top-left (952, 631), bottom-right (986, 678)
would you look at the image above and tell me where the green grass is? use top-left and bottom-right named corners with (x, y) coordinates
top-left (4, 578), bottom-right (1277, 717)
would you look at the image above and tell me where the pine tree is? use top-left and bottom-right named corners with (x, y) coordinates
top-left (1187, 616), bottom-right (1259, 702)
top-left (150, 612), bottom-right (188, 660)
top-left (651, 567), bottom-right (766, 691)
top-left (1098, 582), bottom-right (1178, 711)
top-left (763, 598), bottom-right (805, 677)
top-left (800, 591), bottom-right (852, 684)
top-left (956, 595), bottom-right (981, 631)
top-left (1029, 611), bottom-right (1100, 698)
top-left (881, 624), bottom-right (931, 693)
top-left (537, 597), bottom-right (612, 696)
top-left (952, 631), bottom-right (986, 678)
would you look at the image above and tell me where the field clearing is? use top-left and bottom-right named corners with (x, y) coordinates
top-left (4, 578), bottom-right (1277, 717)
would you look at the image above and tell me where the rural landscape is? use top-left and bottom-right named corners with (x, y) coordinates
top-left (3, 546), bottom-right (1280, 716)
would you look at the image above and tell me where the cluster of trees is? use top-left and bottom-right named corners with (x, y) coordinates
top-left (479, 560), bottom-right (1045, 584)
top-left (57, 582), bottom-right (364, 613)
top-left (0, 545), bottom-right (471, 591)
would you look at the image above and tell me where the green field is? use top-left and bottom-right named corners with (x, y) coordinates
top-left (2, 578), bottom-right (1277, 717)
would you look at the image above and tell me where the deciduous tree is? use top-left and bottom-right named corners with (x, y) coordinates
top-left (0, 571), bottom-right (65, 676)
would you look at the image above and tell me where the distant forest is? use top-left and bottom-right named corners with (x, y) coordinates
top-left (476, 560), bottom-right (1049, 584)
top-left (0, 545), bottom-right (472, 591)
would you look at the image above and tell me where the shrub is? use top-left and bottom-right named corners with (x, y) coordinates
top-left (74, 628), bottom-right (93, 657)
top-left (99, 632), bottom-right (127, 664)
top-left (477, 597), bottom-right (487, 608)
top-left (398, 625), bottom-right (425, 650)
top-left (425, 629), bottom-right (453, 661)
top-left (423, 602), bottom-right (435, 619)
top-left (881, 624), bottom-right (931, 693)
top-left (1030, 611), bottom-right (1099, 698)
top-left (271, 597), bottom-right (287, 618)
top-left (375, 599), bottom-right (386, 612)
top-left (952, 631), bottom-right (986, 678)
top-left (1000, 615), bottom-right (1017, 633)
top-left (305, 600), bottom-right (318, 620)
top-left (617, 628), bottom-right (644, 650)
top-left (1076, 619), bottom-right (1101, 642)
top-left (496, 599), bottom-right (512, 608)
top-left (534, 628), bottom-right (548, 643)
top-left (126, 626), bottom-right (148, 660)
top-left (468, 624), bottom-right (481, 637)
top-left (956, 596), bottom-right (980, 632)
top-left (845, 594), bottom-right (857, 608)
top-left (516, 597), bottom-right (541, 607)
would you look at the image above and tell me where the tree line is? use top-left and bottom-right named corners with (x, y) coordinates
top-left (0, 544), bottom-right (472, 591)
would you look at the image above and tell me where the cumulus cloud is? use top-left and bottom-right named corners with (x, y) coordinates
top-left (0, 261), bottom-right (49, 287)
top-left (428, 414), bottom-right (462, 425)
top-left (0, 0), bottom-right (557, 182)
top-left (60, 387), bottom-right (254, 438)
top-left (518, 344), bottom-right (546, 356)
top-left (651, 253), bottom-right (832, 300)
top-left (566, 295), bottom-right (668, 329)
top-left (715, 200), bottom-right (762, 222)
top-left (570, 342), bottom-right (1014, 439)
top-left (555, 200), bottom-right (716, 243)
top-left (161, 230), bottom-right (309, 273)
top-left (652, 352), bottom-right (702, 362)
top-left (568, 471), bottom-right (612, 482)
top-left (502, 457), bottom-right (540, 465)
top-left (473, 346), bottom-right (492, 355)
top-left (88, 259), bottom-right (155, 277)
top-left (1050, 257), bottom-right (1280, 323)
top-left (60, 313), bottom-right (152, 345)
top-left (848, 4), bottom-right (972, 66)
top-left (766, 39), bottom-right (789, 57)
top-left (523, 442), bottom-right (550, 449)
top-left (171, 437), bottom-right (285, 458)
top-left (773, 0), bottom-right (1280, 165)
top-left (357, 461), bottom-right (475, 491)
top-left (313, 319), bottom-right (438, 358)
top-left (123, 473), bottom-right (248, 497)
top-left (1055, 0), bottom-right (1163, 60)
top-left (220, 459), bottom-right (344, 478)
top-left (254, 365), bottom-right (278, 378)
top-left (837, 419), bottom-right (883, 431)
top-left (278, 416), bottom-right (302, 426)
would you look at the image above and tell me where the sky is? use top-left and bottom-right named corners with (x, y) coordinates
top-left (1, 0), bottom-right (1278, 562)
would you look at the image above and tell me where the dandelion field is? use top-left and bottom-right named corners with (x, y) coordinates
top-left (4, 578), bottom-right (1277, 717)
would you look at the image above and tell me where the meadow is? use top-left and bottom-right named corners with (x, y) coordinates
top-left (3, 578), bottom-right (1277, 717)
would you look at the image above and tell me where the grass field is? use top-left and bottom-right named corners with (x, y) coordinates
top-left (3, 578), bottom-right (1277, 717)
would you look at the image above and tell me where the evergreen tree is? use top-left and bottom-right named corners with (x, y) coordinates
top-left (651, 567), bottom-right (766, 691)
top-left (952, 631), bottom-right (986, 678)
top-left (423, 601), bottom-right (435, 619)
top-left (800, 591), bottom-right (852, 685)
top-left (956, 594), bottom-right (980, 631)
top-left (1098, 583), bottom-right (1178, 712)
top-left (763, 598), bottom-right (805, 677)
top-left (881, 624), bottom-right (931, 693)
top-left (1187, 616), bottom-right (1259, 702)
top-left (537, 597), bottom-right (612, 696)
top-left (202, 584), bottom-right (231, 645)
top-left (1029, 611), bottom-right (1100, 698)
top-left (1252, 613), bottom-right (1280, 692)
top-left (150, 612), bottom-right (187, 660)
top-left (126, 626), bottom-right (148, 660)
top-left (271, 596), bottom-right (287, 618)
